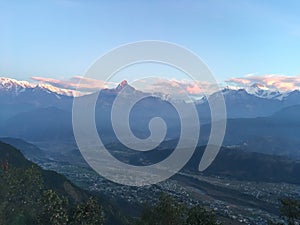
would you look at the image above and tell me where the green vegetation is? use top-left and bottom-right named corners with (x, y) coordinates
top-left (39, 189), bottom-right (69, 225)
top-left (279, 198), bottom-right (300, 225)
top-left (0, 141), bottom-right (106, 225)
top-left (135, 193), bottom-right (219, 225)
top-left (268, 198), bottom-right (300, 225)
top-left (0, 165), bottom-right (104, 225)
top-left (70, 197), bottom-right (104, 225)
top-left (0, 166), bottom-right (43, 225)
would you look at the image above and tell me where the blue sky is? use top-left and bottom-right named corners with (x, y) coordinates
top-left (1, 0), bottom-right (300, 84)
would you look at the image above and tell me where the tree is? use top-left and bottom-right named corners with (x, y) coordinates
top-left (186, 205), bottom-right (218, 225)
top-left (280, 198), bottom-right (300, 225)
top-left (39, 189), bottom-right (69, 225)
top-left (0, 166), bottom-right (43, 224)
top-left (136, 193), bottom-right (185, 225)
top-left (70, 197), bottom-right (104, 225)
top-left (136, 193), bottom-right (219, 225)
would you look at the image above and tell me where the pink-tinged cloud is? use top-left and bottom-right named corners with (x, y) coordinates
top-left (31, 76), bottom-right (116, 92)
top-left (226, 74), bottom-right (300, 91)
top-left (132, 78), bottom-right (219, 99)
top-left (228, 77), bottom-right (252, 85)
top-left (186, 84), bottom-right (203, 94)
top-left (31, 76), bottom-right (219, 98)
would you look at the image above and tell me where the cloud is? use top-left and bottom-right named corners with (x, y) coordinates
top-left (31, 76), bottom-right (220, 98)
top-left (227, 77), bottom-right (251, 85)
top-left (186, 83), bottom-right (202, 95)
top-left (31, 76), bottom-right (117, 92)
top-left (226, 74), bottom-right (300, 91)
top-left (132, 78), bottom-right (219, 99)
top-left (32, 74), bottom-right (300, 98)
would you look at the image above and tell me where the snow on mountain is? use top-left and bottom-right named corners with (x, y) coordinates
top-left (244, 83), bottom-right (288, 100)
top-left (0, 77), bottom-right (35, 94)
top-left (0, 77), bottom-right (80, 97)
top-left (35, 83), bottom-right (81, 97)
top-left (0, 77), bottom-right (296, 102)
top-left (0, 77), bottom-right (141, 98)
top-left (221, 83), bottom-right (289, 101)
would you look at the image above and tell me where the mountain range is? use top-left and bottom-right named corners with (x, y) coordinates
top-left (1, 76), bottom-right (300, 161)
top-left (2, 77), bottom-right (300, 120)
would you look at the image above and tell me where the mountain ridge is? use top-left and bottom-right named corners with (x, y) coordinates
top-left (1, 76), bottom-right (298, 101)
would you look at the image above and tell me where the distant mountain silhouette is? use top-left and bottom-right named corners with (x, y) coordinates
top-left (185, 146), bottom-right (300, 184)
top-left (0, 137), bottom-right (47, 163)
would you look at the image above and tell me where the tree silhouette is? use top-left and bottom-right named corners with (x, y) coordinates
top-left (0, 166), bottom-right (43, 224)
top-left (135, 193), bottom-right (219, 225)
top-left (280, 198), bottom-right (300, 225)
top-left (39, 189), bottom-right (69, 225)
top-left (70, 197), bottom-right (104, 225)
top-left (186, 205), bottom-right (218, 225)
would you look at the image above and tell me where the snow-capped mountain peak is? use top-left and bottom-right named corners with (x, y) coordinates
top-left (244, 83), bottom-right (287, 100)
top-left (221, 83), bottom-right (288, 100)
top-left (0, 77), bottom-right (35, 90)
top-left (0, 77), bottom-right (78, 97)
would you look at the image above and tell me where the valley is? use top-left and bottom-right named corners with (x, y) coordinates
top-left (39, 158), bottom-right (300, 224)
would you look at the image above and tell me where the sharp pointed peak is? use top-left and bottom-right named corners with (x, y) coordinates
top-left (115, 80), bottom-right (136, 92)
top-left (120, 80), bottom-right (128, 86)
top-left (116, 80), bottom-right (128, 89)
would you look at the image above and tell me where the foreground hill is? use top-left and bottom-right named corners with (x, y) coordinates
top-left (0, 141), bottom-right (83, 198)
top-left (0, 141), bottom-right (129, 225)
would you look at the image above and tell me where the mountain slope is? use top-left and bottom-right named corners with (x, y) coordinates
top-left (0, 107), bottom-right (73, 141)
top-left (198, 105), bottom-right (300, 158)
top-left (0, 141), bottom-right (86, 201)
top-left (0, 141), bottom-right (129, 225)
top-left (185, 146), bottom-right (300, 184)
top-left (0, 78), bottom-right (74, 124)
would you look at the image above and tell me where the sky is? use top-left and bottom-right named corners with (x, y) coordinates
top-left (1, 0), bottom-right (300, 92)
